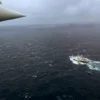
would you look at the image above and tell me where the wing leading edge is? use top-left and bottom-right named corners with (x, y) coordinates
top-left (0, 1), bottom-right (25, 21)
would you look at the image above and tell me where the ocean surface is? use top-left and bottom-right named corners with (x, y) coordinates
top-left (0, 24), bottom-right (100, 100)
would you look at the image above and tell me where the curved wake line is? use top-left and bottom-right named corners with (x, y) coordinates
top-left (69, 55), bottom-right (100, 71)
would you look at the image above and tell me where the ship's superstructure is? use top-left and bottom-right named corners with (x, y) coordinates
top-left (69, 55), bottom-right (91, 65)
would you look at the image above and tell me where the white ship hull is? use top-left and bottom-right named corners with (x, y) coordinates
top-left (69, 56), bottom-right (86, 65)
top-left (69, 55), bottom-right (100, 71)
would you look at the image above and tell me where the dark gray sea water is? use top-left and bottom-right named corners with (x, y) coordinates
top-left (0, 24), bottom-right (100, 100)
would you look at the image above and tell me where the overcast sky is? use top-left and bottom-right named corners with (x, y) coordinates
top-left (1, 0), bottom-right (100, 25)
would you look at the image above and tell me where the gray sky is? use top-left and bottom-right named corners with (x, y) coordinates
top-left (1, 0), bottom-right (100, 25)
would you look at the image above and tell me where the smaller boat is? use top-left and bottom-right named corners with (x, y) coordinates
top-left (69, 55), bottom-right (91, 65)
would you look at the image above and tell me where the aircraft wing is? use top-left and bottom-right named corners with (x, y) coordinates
top-left (0, 1), bottom-right (25, 21)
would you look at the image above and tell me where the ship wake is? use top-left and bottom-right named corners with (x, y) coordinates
top-left (87, 61), bottom-right (100, 71)
top-left (69, 55), bottom-right (100, 71)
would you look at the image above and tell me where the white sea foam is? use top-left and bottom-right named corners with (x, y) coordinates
top-left (87, 61), bottom-right (100, 71)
